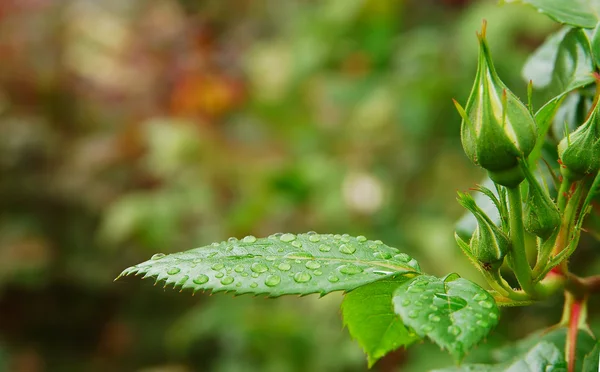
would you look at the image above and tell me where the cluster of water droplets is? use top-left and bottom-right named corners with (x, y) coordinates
top-left (124, 232), bottom-right (421, 294)
top-left (394, 275), bottom-right (499, 355)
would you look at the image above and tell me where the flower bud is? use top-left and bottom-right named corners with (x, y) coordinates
top-left (457, 192), bottom-right (510, 268)
top-left (522, 165), bottom-right (560, 240)
top-left (454, 21), bottom-right (537, 188)
top-left (557, 102), bottom-right (600, 181)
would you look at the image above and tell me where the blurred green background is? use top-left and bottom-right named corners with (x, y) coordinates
top-left (0, 0), bottom-right (588, 371)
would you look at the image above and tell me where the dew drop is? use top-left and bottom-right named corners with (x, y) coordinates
top-left (327, 275), bottom-right (340, 283)
top-left (243, 235), bottom-right (257, 243)
top-left (228, 237), bottom-right (238, 243)
top-left (339, 264), bottom-right (363, 275)
top-left (476, 320), bottom-right (489, 328)
top-left (220, 276), bottom-right (234, 285)
top-left (167, 267), bottom-right (181, 275)
top-left (428, 314), bottom-right (441, 323)
top-left (151, 253), bottom-right (166, 260)
top-left (251, 263), bottom-right (268, 273)
top-left (414, 301), bottom-right (423, 308)
top-left (193, 274), bottom-right (209, 284)
top-left (357, 235), bottom-right (367, 242)
top-left (265, 275), bottom-right (281, 287)
top-left (250, 282), bottom-right (258, 288)
top-left (277, 248), bottom-right (284, 252)
top-left (280, 233), bottom-right (296, 242)
top-left (215, 272), bottom-right (224, 278)
top-left (429, 305), bottom-right (439, 311)
top-left (374, 240), bottom-right (383, 245)
top-left (192, 258), bottom-right (203, 264)
top-left (334, 234), bottom-right (342, 239)
top-left (293, 272), bottom-right (312, 283)
top-left (305, 261), bottom-right (321, 270)
top-left (313, 270), bottom-right (322, 276)
top-left (278, 262), bottom-right (292, 271)
top-left (407, 310), bottom-right (419, 319)
top-left (488, 312), bottom-right (498, 320)
top-left (339, 244), bottom-right (356, 255)
top-left (241, 272), bottom-right (249, 277)
top-left (251, 273), bottom-right (259, 278)
top-left (265, 256), bottom-right (277, 261)
top-left (421, 324), bottom-right (434, 333)
top-left (374, 251), bottom-right (392, 260)
top-left (401, 299), bottom-right (411, 306)
top-left (448, 326), bottom-right (461, 336)
top-left (236, 282), bottom-right (242, 287)
top-left (234, 265), bottom-right (245, 273)
top-left (341, 234), bottom-right (350, 243)
top-left (291, 241), bottom-right (303, 248)
top-left (211, 263), bottom-right (225, 271)
top-left (308, 235), bottom-right (321, 243)
top-left (211, 242), bottom-right (220, 247)
top-left (473, 293), bottom-right (487, 301)
top-left (478, 301), bottom-right (493, 309)
top-left (319, 244), bottom-right (331, 252)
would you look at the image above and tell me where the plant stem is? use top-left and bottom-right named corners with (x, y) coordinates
top-left (506, 185), bottom-right (536, 295)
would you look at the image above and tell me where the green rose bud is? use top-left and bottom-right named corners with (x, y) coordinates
top-left (457, 191), bottom-right (510, 269)
top-left (522, 163), bottom-right (560, 240)
top-left (557, 101), bottom-right (600, 181)
top-left (454, 21), bottom-right (537, 188)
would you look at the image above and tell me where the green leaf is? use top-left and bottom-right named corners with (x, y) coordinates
top-left (515, 0), bottom-right (600, 29)
top-left (583, 343), bottom-right (599, 372)
top-left (392, 274), bottom-right (499, 361)
top-left (528, 28), bottom-right (595, 165)
top-left (523, 27), bottom-right (570, 89)
top-left (342, 275), bottom-right (420, 367)
top-left (118, 233), bottom-right (421, 297)
top-left (432, 342), bottom-right (566, 371)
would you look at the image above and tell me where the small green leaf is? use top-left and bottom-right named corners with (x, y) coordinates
top-left (522, 27), bottom-right (570, 89)
top-left (516, 0), bottom-right (600, 29)
top-left (392, 275), bottom-right (499, 360)
top-left (342, 275), bottom-right (420, 367)
top-left (118, 233), bottom-right (421, 297)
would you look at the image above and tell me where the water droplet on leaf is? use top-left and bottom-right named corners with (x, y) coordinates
top-left (211, 263), bottom-right (225, 271)
top-left (280, 233), bottom-right (296, 242)
top-left (151, 253), bottom-right (166, 260)
top-left (193, 275), bottom-right (209, 284)
top-left (308, 235), bottom-right (321, 243)
top-left (305, 261), bottom-right (321, 270)
top-left (278, 262), bottom-right (291, 271)
top-left (448, 326), bottom-right (461, 336)
top-left (251, 263), bottom-right (268, 273)
top-left (339, 264), bottom-right (363, 275)
top-left (265, 275), bottom-right (281, 287)
top-left (243, 235), bottom-right (257, 243)
top-left (220, 276), bottom-right (234, 285)
top-left (319, 244), bottom-right (331, 252)
top-left (339, 244), bottom-right (356, 255)
top-left (327, 275), bottom-right (339, 283)
top-left (167, 267), bottom-right (181, 275)
top-left (293, 272), bottom-right (311, 283)
top-left (357, 235), bottom-right (367, 242)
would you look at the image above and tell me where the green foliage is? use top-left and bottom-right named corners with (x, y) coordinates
top-left (392, 275), bottom-right (499, 361)
top-left (341, 276), bottom-right (419, 366)
top-left (119, 233), bottom-right (421, 296)
top-left (515, 0), bottom-right (600, 28)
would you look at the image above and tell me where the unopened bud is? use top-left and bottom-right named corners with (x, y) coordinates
top-left (522, 164), bottom-right (560, 240)
top-left (454, 21), bottom-right (537, 188)
top-left (457, 191), bottom-right (510, 268)
top-left (558, 99), bottom-right (600, 181)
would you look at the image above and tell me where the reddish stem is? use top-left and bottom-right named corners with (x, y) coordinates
top-left (567, 299), bottom-right (582, 372)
